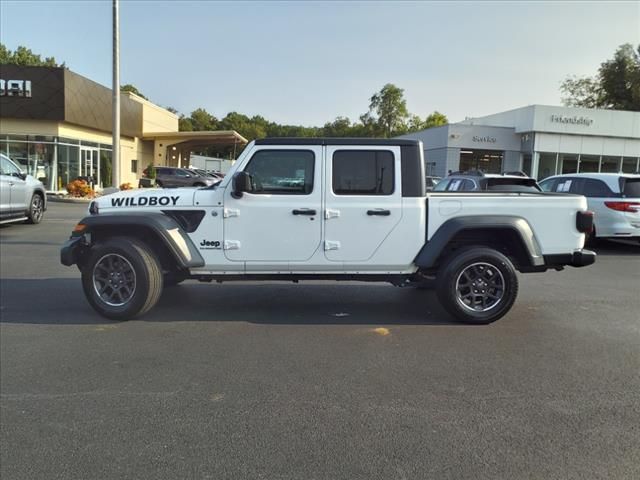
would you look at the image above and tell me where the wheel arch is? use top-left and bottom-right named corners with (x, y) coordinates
top-left (415, 216), bottom-right (544, 272)
top-left (71, 213), bottom-right (204, 272)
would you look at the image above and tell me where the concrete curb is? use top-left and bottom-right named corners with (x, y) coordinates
top-left (46, 195), bottom-right (96, 204)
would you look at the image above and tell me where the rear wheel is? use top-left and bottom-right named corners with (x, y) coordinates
top-left (25, 193), bottom-right (44, 224)
top-left (436, 247), bottom-right (518, 324)
top-left (156, 180), bottom-right (163, 188)
top-left (81, 237), bottom-right (163, 320)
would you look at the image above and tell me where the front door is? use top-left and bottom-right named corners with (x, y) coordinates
top-left (80, 147), bottom-right (99, 185)
top-left (324, 146), bottom-right (402, 262)
top-left (223, 146), bottom-right (322, 265)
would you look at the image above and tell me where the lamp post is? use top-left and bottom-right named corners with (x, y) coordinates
top-left (112, 0), bottom-right (120, 189)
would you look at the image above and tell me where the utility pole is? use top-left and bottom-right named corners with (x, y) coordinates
top-left (112, 0), bottom-right (120, 188)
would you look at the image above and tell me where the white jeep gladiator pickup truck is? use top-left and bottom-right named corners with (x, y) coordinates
top-left (61, 138), bottom-right (595, 324)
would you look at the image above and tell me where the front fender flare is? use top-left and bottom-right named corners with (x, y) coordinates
top-left (61, 212), bottom-right (204, 268)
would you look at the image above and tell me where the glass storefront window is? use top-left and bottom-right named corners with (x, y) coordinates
top-left (30, 142), bottom-right (55, 190)
top-left (622, 157), bottom-right (639, 173)
top-left (459, 149), bottom-right (503, 173)
top-left (100, 149), bottom-right (113, 188)
top-left (5, 142), bottom-right (30, 173)
top-left (601, 156), bottom-right (621, 173)
top-left (579, 155), bottom-right (599, 173)
top-left (522, 154), bottom-right (532, 176)
top-left (57, 144), bottom-right (80, 189)
top-left (559, 153), bottom-right (578, 174)
top-left (537, 153), bottom-right (556, 179)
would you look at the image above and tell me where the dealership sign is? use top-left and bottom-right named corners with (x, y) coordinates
top-left (0, 79), bottom-right (32, 97)
top-left (551, 114), bottom-right (593, 126)
top-left (472, 135), bottom-right (497, 143)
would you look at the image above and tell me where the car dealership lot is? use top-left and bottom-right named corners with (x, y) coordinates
top-left (1, 202), bottom-right (639, 480)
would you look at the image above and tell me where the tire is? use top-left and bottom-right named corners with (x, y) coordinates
top-left (585, 228), bottom-right (600, 248)
top-left (156, 180), bottom-right (163, 188)
top-left (81, 237), bottom-right (163, 320)
top-left (25, 193), bottom-right (44, 224)
top-left (436, 247), bottom-right (518, 324)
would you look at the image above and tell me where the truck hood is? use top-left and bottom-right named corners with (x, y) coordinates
top-left (96, 188), bottom-right (197, 211)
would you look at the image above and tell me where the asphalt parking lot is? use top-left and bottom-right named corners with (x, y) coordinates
top-left (1, 202), bottom-right (639, 479)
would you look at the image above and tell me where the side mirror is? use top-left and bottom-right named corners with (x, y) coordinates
top-left (231, 171), bottom-right (253, 198)
top-left (15, 172), bottom-right (27, 181)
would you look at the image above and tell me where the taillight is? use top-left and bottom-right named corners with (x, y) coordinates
top-left (604, 201), bottom-right (640, 213)
top-left (576, 210), bottom-right (594, 233)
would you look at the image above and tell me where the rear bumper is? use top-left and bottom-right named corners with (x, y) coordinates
top-left (543, 249), bottom-right (596, 269)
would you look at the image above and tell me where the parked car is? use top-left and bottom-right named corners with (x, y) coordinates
top-left (425, 176), bottom-right (442, 191)
top-left (539, 173), bottom-right (640, 242)
top-left (142, 166), bottom-right (218, 188)
top-left (0, 153), bottom-right (47, 225)
top-left (190, 168), bottom-right (223, 183)
top-left (433, 171), bottom-right (542, 192)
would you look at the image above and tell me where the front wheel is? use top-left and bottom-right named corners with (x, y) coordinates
top-left (436, 247), bottom-right (518, 324)
top-left (25, 193), bottom-right (44, 224)
top-left (81, 237), bottom-right (163, 320)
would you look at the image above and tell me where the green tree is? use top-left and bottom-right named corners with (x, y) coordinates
top-left (423, 111), bottom-right (448, 129)
top-left (0, 43), bottom-right (62, 67)
top-left (366, 83), bottom-right (410, 137)
top-left (189, 108), bottom-right (218, 131)
top-left (121, 84), bottom-right (148, 100)
top-left (561, 43), bottom-right (640, 111)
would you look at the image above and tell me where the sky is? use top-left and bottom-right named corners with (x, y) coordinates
top-left (1, 0), bottom-right (639, 126)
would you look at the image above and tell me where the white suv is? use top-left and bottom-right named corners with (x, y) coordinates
top-left (539, 173), bottom-right (640, 242)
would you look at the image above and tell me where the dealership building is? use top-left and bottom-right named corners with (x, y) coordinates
top-left (0, 65), bottom-right (246, 192)
top-left (401, 105), bottom-right (640, 179)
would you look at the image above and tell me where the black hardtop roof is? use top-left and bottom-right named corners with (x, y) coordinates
top-left (254, 137), bottom-right (421, 147)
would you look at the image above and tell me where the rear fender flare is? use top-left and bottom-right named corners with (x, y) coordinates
top-left (414, 216), bottom-right (544, 269)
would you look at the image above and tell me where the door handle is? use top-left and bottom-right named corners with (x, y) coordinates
top-left (292, 209), bottom-right (317, 216)
top-left (367, 209), bottom-right (391, 216)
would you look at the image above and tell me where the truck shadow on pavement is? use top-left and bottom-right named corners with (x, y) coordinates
top-left (0, 278), bottom-right (462, 326)
top-left (591, 239), bottom-right (639, 256)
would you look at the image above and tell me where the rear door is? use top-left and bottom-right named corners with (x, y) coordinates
top-left (0, 156), bottom-right (12, 215)
top-left (324, 146), bottom-right (402, 262)
top-left (620, 177), bottom-right (640, 222)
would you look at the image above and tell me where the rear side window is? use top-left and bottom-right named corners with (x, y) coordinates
top-left (445, 178), bottom-right (475, 191)
top-left (245, 149), bottom-right (315, 195)
top-left (621, 178), bottom-right (640, 197)
top-left (582, 179), bottom-right (615, 197)
top-left (332, 150), bottom-right (394, 195)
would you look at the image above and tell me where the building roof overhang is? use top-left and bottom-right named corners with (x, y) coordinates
top-left (142, 130), bottom-right (248, 146)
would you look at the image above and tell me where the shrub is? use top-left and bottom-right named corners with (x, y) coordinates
top-left (119, 182), bottom-right (134, 190)
top-left (66, 179), bottom-right (95, 198)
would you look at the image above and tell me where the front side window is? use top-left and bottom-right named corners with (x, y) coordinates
top-left (332, 150), bottom-right (394, 195)
top-left (245, 150), bottom-right (315, 194)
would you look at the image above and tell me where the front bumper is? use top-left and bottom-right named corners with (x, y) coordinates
top-left (60, 236), bottom-right (84, 266)
top-left (542, 249), bottom-right (596, 270)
